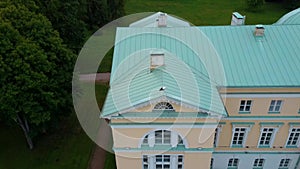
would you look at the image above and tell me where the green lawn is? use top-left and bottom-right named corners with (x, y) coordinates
top-left (0, 84), bottom-right (109, 169)
top-left (0, 114), bottom-right (94, 169)
top-left (125, 0), bottom-right (289, 25)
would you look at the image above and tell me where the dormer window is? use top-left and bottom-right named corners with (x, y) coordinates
top-left (153, 102), bottom-right (174, 111)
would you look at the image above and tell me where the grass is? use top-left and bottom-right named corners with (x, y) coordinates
top-left (0, 83), bottom-right (110, 169)
top-left (124, 0), bottom-right (289, 25)
top-left (0, 114), bottom-right (94, 169)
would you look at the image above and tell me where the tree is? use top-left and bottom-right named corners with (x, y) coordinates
top-left (32, 0), bottom-right (88, 52)
top-left (0, 2), bottom-right (74, 149)
top-left (246, 0), bottom-right (265, 11)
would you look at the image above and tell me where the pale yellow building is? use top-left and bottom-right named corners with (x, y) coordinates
top-left (101, 10), bottom-right (300, 169)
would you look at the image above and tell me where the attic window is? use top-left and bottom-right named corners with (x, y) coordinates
top-left (150, 53), bottom-right (164, 70)
top-left (153, 102), bottom-right (174, 111)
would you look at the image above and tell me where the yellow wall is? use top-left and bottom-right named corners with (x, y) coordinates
top-left (223, 97), bottom-right (300, 116)
top-left (112, 127), bottom-right (215, 148)
top-left (219, 87), bottom-right (300, 93)
top-left (114, 152), bottom-right (212, 169)
top-left (110, 87), bottom-right (300, 169)
top-left (216, 119), bottom-right (300, 151)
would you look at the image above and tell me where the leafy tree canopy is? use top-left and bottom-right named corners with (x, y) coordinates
top-left (0, 1), bottom-right (74, 149)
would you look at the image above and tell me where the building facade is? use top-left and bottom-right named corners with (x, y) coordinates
top-left (101, 10), bottom-right (300, 169)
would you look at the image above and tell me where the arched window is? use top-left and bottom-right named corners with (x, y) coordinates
top-left (141, 130), bottom-right (186, 147)
top-left (153, 102), bottom-right (174, 110)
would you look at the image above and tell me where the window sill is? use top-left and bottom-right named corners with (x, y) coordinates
top-left (285, 145), bottom-right (298, 148)
top-left (238, 111), bottom-right (251, 114)
top-left (231, 145), bottom-right (243, 148)
top-left (258, 145), bottom-right (271, 148)
top-left (268, 111), bottom-right (280, 114)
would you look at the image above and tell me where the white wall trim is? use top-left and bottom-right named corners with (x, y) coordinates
top-left (111, 124), bottom-right (219, 129)
top-left (221, 93), bottom-right (300, 98)
top-left (257, 127), bottom-right (279, 148)
top-left (285, 125), bottom-right (300, 148)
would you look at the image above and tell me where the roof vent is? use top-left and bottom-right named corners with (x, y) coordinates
top-left (231, 12), bottom-right (245, 26)
top-left (254, 24), bottom-right (265, 36)
top-left (150, 53), bottom-right (165, 70)
top-left (157, 13), bottom-right (167, 27)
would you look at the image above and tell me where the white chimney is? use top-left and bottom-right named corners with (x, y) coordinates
top-left (150, 53), bottom-right (164, 70)
top-left (157, 13), bottom-right (167, 27)
top-left (254, 25), bottom-right (265, 36)
top-left (231, 12), bottom-right (245, 26)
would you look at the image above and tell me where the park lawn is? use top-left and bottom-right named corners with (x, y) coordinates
top-left (0, 114), bottom-right (93, 169)
top-left (0, 84), bottom-right (110, 169)
top-left (124, 0), bottom-right (289, 25)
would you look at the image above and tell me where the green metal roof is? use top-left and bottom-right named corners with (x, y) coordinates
top-left (101, 24), bottom-right (300, 118)
top-left (276, 8), bottom-right (300, 25)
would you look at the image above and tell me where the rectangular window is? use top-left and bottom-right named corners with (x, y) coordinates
top-left (268, 100), bottom-right (282, 113)
top-left (279, 158), bottom-right (291, 169)
top-left (210, 158), bottom-right (214, 169)
top-left (259, 128), bottom-right (274, 147)
top-left (286, 128), bottom-right (300, 147)
top-left (253, 158), bottom-right (264, 169)
top-left (155, 130), bottom-right (171, 144)
top-left (178, 155), bottom-right (183, 169)
top-left (228, 158), bottom-right (239, 169)
top-left (155, 155), bottom-right (171, 169)
top-left (231, 128), bottom-right (246, 147)
top-left (143, 155), bottom-right (148, 169)
top-left (239, 100), bottom-right (252, 112)
top-left (164, 131), bottom-right (171, 144)
top-left (214, 128), bottom-right (219, 147)
top-left (144, 154), bottom-right (183, 169)
top-left (155, 131), bottom-right (163, 144)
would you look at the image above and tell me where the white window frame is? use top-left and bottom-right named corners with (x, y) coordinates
top-left (278, 158), bottom-right (291, 169)
top-left (230, 125), bottom-right (251, 148)
top-left (239, 100), bottom-right (252, 112)
top-left (257, 127), bottom-right (278, 148)
top-left (268, 100), bottom-right (283, 112)
top-left (142, 154), bottom-right (184, 169)
top-left (253, 158), bottom-right (265, 169)
top-left (214, 126), bottom-right (222, 147)
top-left (155, 155), bottom-right (171, 169)
top-left (153, 102), bottom-right (174, 111)
top-left (177, 155), bottom-right (183, 169)
top-left (227, 158), bottom-right (239, 169)
top-left (155, 130), bottom-right (171, 145)
top-left (285, 126), bottom-right (300, 148)
top-left (143, 155), bottom-right (149, 169)
top-left (140, 130), bottom-right (186, 148)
